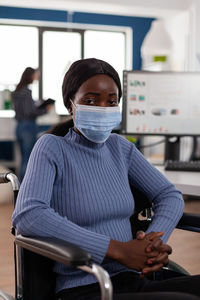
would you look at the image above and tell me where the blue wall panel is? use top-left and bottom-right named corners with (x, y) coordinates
top-left (0, 6), bottom-right (67, 22)
top-left (0, 6), bottom-right (155, 69)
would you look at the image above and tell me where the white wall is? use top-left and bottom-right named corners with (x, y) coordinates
top-left (140, 9), bottom-right (197, 162)
top-left (164, 12), bottom-right (191, 71)
top-left (0, 0), bottom-right (194, 18)
top-left (193, 0), bottom-right (200, 70)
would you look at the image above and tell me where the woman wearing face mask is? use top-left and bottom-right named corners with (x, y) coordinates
top-left (12, 59), bottom-right (200, 300)
top-left (12, 67), bottom-right (53, 181)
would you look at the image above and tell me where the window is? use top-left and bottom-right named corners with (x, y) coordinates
top-left (0, 25), bottom-right (38, 97)
top-left (84, 30), bottom-right (125, 83)
top-left (42, 31), bottom-right (82, 114)
top-left (84, 30), bottom-right (125, 110)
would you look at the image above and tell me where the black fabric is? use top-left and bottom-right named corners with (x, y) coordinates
top-left (56, 272), bottom-right (200, 300)
top-left (177, 213), bottom-right (200, 230)
top-left (46, 119), bottom-right (74, 137)
top-left (129, 185), bottom-right (152, 238)
top-left (22, 249), bottom-right (56, 300)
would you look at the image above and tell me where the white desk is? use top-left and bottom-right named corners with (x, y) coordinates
top-left (155, 166), bottom-right (200, 197)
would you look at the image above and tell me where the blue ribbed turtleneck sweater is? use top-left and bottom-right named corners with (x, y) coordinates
top-left (12, 128), bottom-right (184, 292)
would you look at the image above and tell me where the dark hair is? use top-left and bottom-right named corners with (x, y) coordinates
top-left (62, 58), bottom-right (122, 111)
top-left (46, 118), bottom-right (73, 136)
top-left (15, 67), bottom-right (38, 91)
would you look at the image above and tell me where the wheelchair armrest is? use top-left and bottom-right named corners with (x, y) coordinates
top-left (15, 235), bottom-right (113, 300)
top-left (15, 234), bottom-right (92, 267)
top-left (176, 213), bottom-right (200, 232)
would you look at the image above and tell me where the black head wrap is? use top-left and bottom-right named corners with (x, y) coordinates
top-left (62, 58), bottom-right (122, 110)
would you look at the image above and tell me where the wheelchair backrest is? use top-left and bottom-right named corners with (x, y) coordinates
top-left (129, 184), bottom-right (152, 237)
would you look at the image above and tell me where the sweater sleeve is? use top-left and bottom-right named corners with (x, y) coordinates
top-left (127, 143), bottom-right (184, 243)
top-left (12, 135), bottom-right (110, 263)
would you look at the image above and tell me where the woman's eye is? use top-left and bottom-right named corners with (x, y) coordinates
top-left (109, 99), bottom-right (118, 106)
top-left (84, 98), bottom-right (95, 105)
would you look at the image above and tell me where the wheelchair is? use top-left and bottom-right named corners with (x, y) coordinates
top-left (0, 172), bottom-right (200, 300)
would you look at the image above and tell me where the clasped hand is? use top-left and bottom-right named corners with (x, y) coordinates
top-left (107, 231), bottom-right (172, 276)
top-left (136, 231), bottom-right (172, 275)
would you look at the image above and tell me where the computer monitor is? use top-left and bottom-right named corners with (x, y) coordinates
top-left (121, 71), bottom-right (200, 160)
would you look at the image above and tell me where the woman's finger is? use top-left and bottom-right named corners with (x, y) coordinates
top-left (136, 231), bottom-right (146, 240)
top-left (147, 252), bottom-right (169, 266)
top-left (159, 244), bottom-right (172, 255)
top-left (142, 263), bottom-right (164, 274)
top-left (146, 250), bottom-right (160, 258)
top-left (146, 231), bottom-right (163, 241)
top-left (146, 237), bottom-right (163, 252)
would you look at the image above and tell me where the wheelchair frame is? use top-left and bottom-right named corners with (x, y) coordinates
top-left (0, 173), bottom-right (112, 300)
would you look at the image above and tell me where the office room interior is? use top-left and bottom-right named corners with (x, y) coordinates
top-left (0, 0), bottom-right (200, 297)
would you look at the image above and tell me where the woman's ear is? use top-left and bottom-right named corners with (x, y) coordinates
top-left (68, 99), bottom-right (74, 115)
top-left (67, 107), bottom-right (73, 115)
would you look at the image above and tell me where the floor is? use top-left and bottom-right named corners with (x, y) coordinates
top-left (0, 199), bottom-right (200, 297)
top-left (0, 202), bottom-right (15, 297)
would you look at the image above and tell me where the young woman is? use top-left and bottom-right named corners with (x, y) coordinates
top-left (12, 59), bottom-right (200, 300)
top-left (12, 67), bottom-right (52, 180)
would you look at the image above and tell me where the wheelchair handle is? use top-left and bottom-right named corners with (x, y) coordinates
top-left (0, 173), bottom-right (10, 183)
top-left (0, 172), bottom-right (20, 191)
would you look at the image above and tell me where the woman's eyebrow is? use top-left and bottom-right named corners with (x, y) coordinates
top-left (84, 92), bottom-right (100, 96)
top-left (109, 93), bottom-right (118, 97)
top-left (83, 92), bottom-right (118, 96)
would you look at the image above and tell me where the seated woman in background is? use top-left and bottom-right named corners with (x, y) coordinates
top-left (12, 58), bottom-right (200, 300)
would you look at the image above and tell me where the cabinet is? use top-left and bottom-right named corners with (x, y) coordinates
top-left (0, 117), bottom-right (19, 173)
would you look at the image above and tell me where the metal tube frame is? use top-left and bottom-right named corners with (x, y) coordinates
top-left (79, 264), bottom-right (113, 300)
top-left (0, 173), bottom-right (22, 300)
top-left (0, 290), bottom-right (14, 300)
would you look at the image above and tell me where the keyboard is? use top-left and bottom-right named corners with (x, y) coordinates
top-left (165, 160), bottom-right (200, 172)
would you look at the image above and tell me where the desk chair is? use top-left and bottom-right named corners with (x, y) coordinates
top-left (0, 172), bottom-right (200, 300)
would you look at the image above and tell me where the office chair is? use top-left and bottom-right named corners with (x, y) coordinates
top-left (0, 172), bottom-right (200, 300)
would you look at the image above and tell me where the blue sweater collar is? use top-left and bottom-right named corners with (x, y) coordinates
top-left (65, 128), bottom-right (105, 149)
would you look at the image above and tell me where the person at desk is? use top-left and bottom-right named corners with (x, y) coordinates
top-left (12, 67), bottom-right (53, 181)
top-left (12, 58), bottom-right (200, 300)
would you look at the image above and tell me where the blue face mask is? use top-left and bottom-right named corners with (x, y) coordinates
top-left (73, 104), bottom-right (121, 143)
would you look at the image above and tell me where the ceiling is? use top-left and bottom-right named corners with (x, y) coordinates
top-left (0, 0), bottom-right (195, 18)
